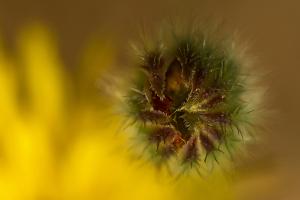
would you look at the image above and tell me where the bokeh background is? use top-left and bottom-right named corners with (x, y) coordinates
top-left (0, 0), bottom-right (299, 199)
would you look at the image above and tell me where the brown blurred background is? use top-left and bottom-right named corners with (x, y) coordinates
top-left (0, 0), bottom-right (299, 199)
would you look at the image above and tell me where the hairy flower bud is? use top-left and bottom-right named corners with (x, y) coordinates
top-left (123, 23), bottom-right (262, 174)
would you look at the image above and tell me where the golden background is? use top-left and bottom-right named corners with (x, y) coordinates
top-left (0, 0), bottom-right (299, 199)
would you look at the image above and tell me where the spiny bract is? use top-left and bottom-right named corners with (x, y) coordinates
top-left (125, 25), bottom-right (257, 173)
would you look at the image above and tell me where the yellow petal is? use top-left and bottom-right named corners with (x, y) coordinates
top-left (17, 24), bottom-right (67, 125)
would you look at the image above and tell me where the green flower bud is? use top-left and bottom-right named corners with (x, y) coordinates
top-left (123, 23), bottom-right (263, 174)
